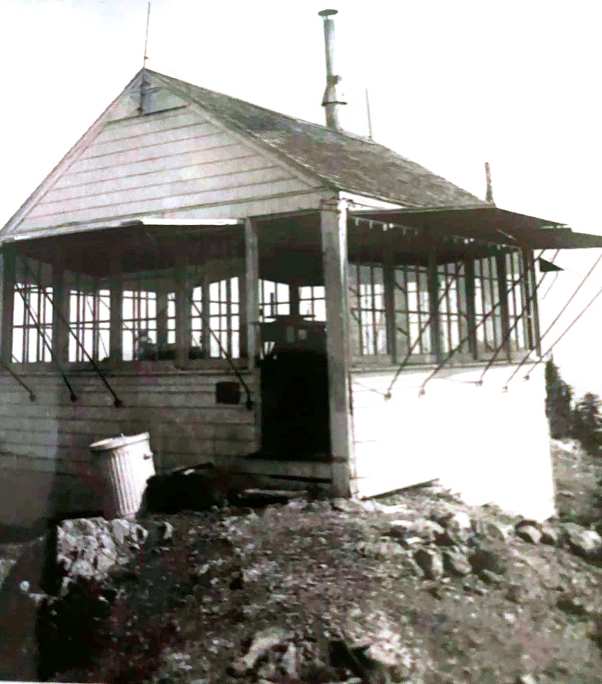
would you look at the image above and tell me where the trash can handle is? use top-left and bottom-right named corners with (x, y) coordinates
top-left (143, 452), bottom-right (153, 460)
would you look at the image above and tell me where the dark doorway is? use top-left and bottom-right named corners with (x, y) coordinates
top-left (259, 315), bottom-right (330, 459)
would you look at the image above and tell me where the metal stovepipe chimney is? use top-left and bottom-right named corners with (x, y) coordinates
top-left (318, 9), bottom-right (347, 130)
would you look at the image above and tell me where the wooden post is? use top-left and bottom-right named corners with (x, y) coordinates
top-left (496, 253), bottom-right (511, 361)
top-left (524, 248), bottom-right (541, 355)
top-left (109, 252), bottom-right (122, 364)
top-left (156, 292), bottom-right (168, 351)
top-left (175, 255), bottom-right (191, 367)
top-left (245, 218), bottom-right (261, 451)
top-left (289, 280), bottom-right (300, 317)
top-left (52, 255), bottom-right (69, 364)
top-left (321, 198), bottom-right (353, 498)
top-left (201, 274), bottom-right (210, 358)
top-left (244, 218), bottom-right (260, 370)
top-left (427, 249), bottom-right (441, 362)
top-left (383, 232), bottom-right (397, 362)
top-left (464, 258), bottom-right (477, 359)
top-left (0, 247), bottom-right (15, 364)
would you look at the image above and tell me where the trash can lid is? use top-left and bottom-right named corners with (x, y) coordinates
top-left (90, 432), bottom-right (150, 452)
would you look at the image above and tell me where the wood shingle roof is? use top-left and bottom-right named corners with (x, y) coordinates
top-left (149, 69), bottom-right (485, 209)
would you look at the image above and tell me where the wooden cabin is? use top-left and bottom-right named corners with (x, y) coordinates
top-left (1, 65), bottom-right (601, 521)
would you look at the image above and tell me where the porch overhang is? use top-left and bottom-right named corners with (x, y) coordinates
top-left (350, 205), bottom-right (602, 250)
top-left (0, 219), bottom-right (245, 277)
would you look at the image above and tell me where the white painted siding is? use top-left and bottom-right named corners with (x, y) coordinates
top-left (17, 102), bottom-right (317, 232)
top-left (350, 363), bottom-right (555, 520)
top-left (0, 370), bottom-right (257, 481)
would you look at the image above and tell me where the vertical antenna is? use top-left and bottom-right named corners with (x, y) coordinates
top-left (365, 88), bottom-right (373, 140)
top-left (139, 1), bottom-right (152, 115)
top-left (485, 161), bottom-right (495, 205)
top-left (143, 0), bottom-right (152, 69)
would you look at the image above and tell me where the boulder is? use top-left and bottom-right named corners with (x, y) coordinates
top-left (540, 525), bottom-right (559, 546)
top-left (516, 525), bottom-right (542, 545)
top-left (442, 549), bottom-right (472, 576)
top-left (475, 519), bottom-right (511, 543)
top-left (437, 511), bottom-right (472, 539)
top-left (414, 548), bottom-right (444, 580)
top-left (562, 524), bottom-right (602, 559)
top-left (56, 517), bottom-right (149, 589)
top-left (469, 546), bottom-right (508, 576)
top-left (231, 626), bottom-right (291, 675)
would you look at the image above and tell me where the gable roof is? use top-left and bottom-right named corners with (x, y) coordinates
top-left (2, 68), bottom-right (485, 240)
top-left (148, 69), bottom-right (484, 209)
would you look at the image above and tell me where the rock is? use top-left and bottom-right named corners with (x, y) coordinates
top-left (55, 517), bottom-right (148, 587)
top-left (475, 519), bottom-right (511, 543)
top-left (415, 520), bottom-right (446, 543)
top-left (516, 525), bottom-right (542, 544)
top-left (331, 498), bottom-right (364, 513)
top-left (557, 593), bottom-right (595, 617)
top-left (480, 569), bottom-right (503, 586)
top-left (540, 525), bottom-right (559, 545)
top-left (110, 518), bottom-right (131, 545)
top-left (160, 521), bottom-right (174, 542)
top-left (516, 674), bottom-right (538, 684)
top-left (516, 519), bottom-right (542, 532)
top-left (437, 511), bottom-right (473, 543)
top-left (414, 548), bottom-right (444, 580)
top-left (328, 639), bottom-right (393, 683)
top-left (387, 520), bottom-right (415, 541)
top-left (232, 626), bottom-right (291, 675)
top-left (563, 525), bottom-right (602, 559)
top-left (0, 558), bottom-right (17, 589)
top-left (98, 533), bottom-right (116, 552)
top-left (356, 541), bottom-right (405, 559)
top-left (389, 518), bottom-right (446, 545)
top-left (442, 549), bottom-right (472, 576)
top-left (506, 582), bottom-right (541, 605)
top-left (469, 546), bottom-right (508, 576)
top-left (281, 642), bottom-right (298, 679)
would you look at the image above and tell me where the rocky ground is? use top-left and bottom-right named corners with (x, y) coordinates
top-left (0, 440), bottom-right (601, 683)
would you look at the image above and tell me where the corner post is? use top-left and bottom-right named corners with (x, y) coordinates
top-left (320, 197), bottom-right (353, 497)
top-left (0, 247), bottom-right (15, 363)
top-left (244, 218), bottom-right (260, 370)
top-left (244, 218), bottom-right (261, 450)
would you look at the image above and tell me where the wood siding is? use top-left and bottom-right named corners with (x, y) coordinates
top-left (0, 369), bottom-right (257, 479)
top-left (17, 99), bottom-right (317, 233)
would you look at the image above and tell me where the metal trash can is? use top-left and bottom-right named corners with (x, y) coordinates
top-left (90, 432), bottom-right (156, 519)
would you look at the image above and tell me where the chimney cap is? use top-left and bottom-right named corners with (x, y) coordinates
top-left (318, 9), bottom-right (338, 17)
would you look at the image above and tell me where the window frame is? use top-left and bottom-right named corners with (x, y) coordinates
top-left (348, 247), bottom-right (539, 369)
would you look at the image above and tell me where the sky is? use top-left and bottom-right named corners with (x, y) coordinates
top-left (0, 0), bottom-right (601, 397)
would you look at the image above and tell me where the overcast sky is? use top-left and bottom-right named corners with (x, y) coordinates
top-left (1, 0), bottom-right (600, 397)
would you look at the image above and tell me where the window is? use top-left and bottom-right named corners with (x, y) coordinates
top-left (349, 263), bottom-right (388, 356)
top-left (505, 252), bottom-right (529, 351)
top-left (189, 287), bottom-right (203, 358)
top-left (393, 263), bottom-right (431, 359)
top-left (437, 262), bottom-right (468, 355)
top-left (299, 285), bottom-right (326, 321)
top-left (122, 286), bottom-right (158, 361)
top-left (68, 278), bottom-right (111, 362)
top-left (474, 256), bottom-right (503, 355)
top-left (12, 257), bottom-right (53, 364)
top-left (260, 280), bottom-right (290, 321)
top-left (208, 277), bottom-right (240, 358)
